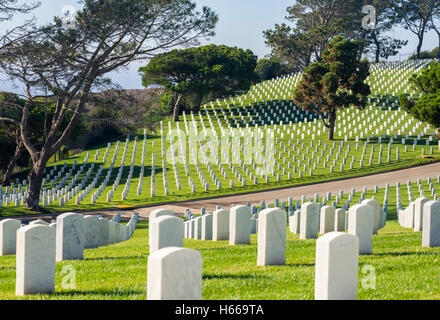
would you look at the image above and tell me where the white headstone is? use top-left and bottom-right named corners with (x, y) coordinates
top-left (16, 225), bottom-right (56, 296)
top-left (147, 247), bottom-right (202, 300)
top-left (361, 199), bottom-right (381, 234)
top-left (257, 208), bottom-right (286, 266)
top-left (150, 209), bottom-right (174, 220)
top-left (114, 222), bottom-right (121, 243)
top-left (29, 219), bottom-right (49, 226)
top-left (300, 203), bottom-right (319, 239)
top-left (315, 232), bottom-right (359, 300)
top-left (289, 210), bottom-right (301, 234)
top-left (422, 200), bottom-right (440, 247)
top-left (84, 215), bottom-right (99, 249)
top-left (348, 204), bottom-right (373, 255)
top-left (229, 205), bottom-right (251, 245)
top-left (98, 218), bottom-right (110, 246)
top-left (320, 206), bottom-right (335, 234)
top-left (334, 209), bottom-right (346, 232)
top-left (193, 217), bottom-right (202, 240)
top-left (108, 220), bottom-right (118, 244)
top-left (0, 219), bottom-right (21, 255)
top-left (201, 213), bottom-right (213, 240)
top-left (56, 212), bottom-right (84, 261)
top-left (405, 201), bottom-right (416, 228)
top-left (414, 197), bottom-right (429, 232)
top-left (149, 216), bottom-right (184, 253)
top-left (212, 209), bottom-right (230, 241)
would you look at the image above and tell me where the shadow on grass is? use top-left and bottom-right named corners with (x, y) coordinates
top-left (284, 263), bottom-right (315, 268)
top-left (374, 251), bottom-right (440, 257)
top-left (203, 273), bottom-right (267, 280)
top-left (132, 224), bottom-right (148, 230)
top-left (0, 266), bottom-right (15, 271)
top-left (85, 255), bottom-right (146, 261)
top-left (52, 289), bottom-right (146, 296)
top-left (197, 246), bottom-right (239, 252)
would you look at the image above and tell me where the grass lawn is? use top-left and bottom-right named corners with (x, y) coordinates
top-left (1, 219), bottom-right (439, 300)
top-left (1, 137), bottom-right (437, 217)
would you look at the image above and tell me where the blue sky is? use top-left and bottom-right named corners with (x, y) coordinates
top-left (0, 0), bottom-right (438, 93)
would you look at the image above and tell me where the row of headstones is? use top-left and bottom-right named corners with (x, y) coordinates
top-left (170, 123), bottom-right (411, 183)
top-left (200, 92), bottom-right (430, 143)
top-left (1, 158), bottom-right (84, 207)
top-left (148, 232), bottom-right (361, 300)
top-left (137, 135), bottom-right (148, 195)
top-left (190, 60), bottom-right (426, 131)
top-left (165, 126), bottom-right (398, 192)
top-left (398, 197), bottom-right (440, 247)
top-left (369, 59), bottom-right (432, 95)
top-left (0, 212), bottom-right (138, 295)
top-left (180, 198), bottom-right (384, 252)
top-left (146, 203), bottom-right (384, 300)
top-left (214, 99), bottom-right (432, 145)
top-left (41, 158), bottom-right (89, 206)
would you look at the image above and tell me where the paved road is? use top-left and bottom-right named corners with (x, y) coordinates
top-left (5, 162), bottom-right (440, 222)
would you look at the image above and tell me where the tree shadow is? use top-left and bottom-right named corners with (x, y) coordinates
top-left (85, 255), bottom-right (146, 261)
top-left (283, 262), bottom-right (315, 267)
top-left (52, 289), bottom-right (146, 297)
top-left (0, 266), bottom-right (15, 271)
top-left (374, 251), bottom-right (440, 257)
top-left (203, 273), bottom-right (267, 280)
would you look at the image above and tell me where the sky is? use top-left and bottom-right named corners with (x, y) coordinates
top-left (0, 0), bottom-right (438, 94)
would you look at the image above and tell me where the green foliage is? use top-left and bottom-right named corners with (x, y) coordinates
top-left (410, 47), bottom-right (439, 60)
top-left (139, 44), bottom-right (258, 118)
top-left (264, 0), bottom-right (367, 71)
top-left (402, 61), bottom-right (440, 128)
top-left (398, 0), bottom-right (440, 59)
top-left (255, 57), bottom-right (288, 81)
top-left (293, 36), bottom-right (371, 139)
top-left (361, 0), bottom-right (407, 63)
top-left (0, 128), bottom-right (16, 173)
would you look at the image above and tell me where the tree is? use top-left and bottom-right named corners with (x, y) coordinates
top-left (362, 0), bottom-right (407, 63)
top-left (0, 91), bottom-right (81, 185)
top-left (0, 92), bottom-right (26, 185)
top-left (429, 8), bottom-right (440, 60)
top-left (0, 0), bottom-right (217, 211)
top-left (293, 36), bottom-right (371, 140)
top-left (0, 0), bottom-right (38, 21)
top-left (0, 0), bottom-right (40, 50)
top-left (255, 56), bottom-right (290, 82)
top-left (409, 47), bottom-right (439, 60)
top-left (400, 61), bottom-right (440, 130)
top-left (399, 0), bottom-right (440, 59)
top-left (263, 24), bottom-right (313, 72)
top-left (139, 44), bottom-right (257, 121)
top-left (264, 0), bottom-right (365, 72)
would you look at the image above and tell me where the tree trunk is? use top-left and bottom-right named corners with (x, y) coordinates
top-left (373, 32), bottom-right (380, 63)
top-left (438, 37), bottom-right (440, 60)
top-left (328, 111), bottom-right (336, 141)
top-left (173, 94), bottom-right (183, 122)
top-left (24, 160), bottom-right (46, 211)
top-left (2, 140), bottom-right (25, 186)
top-left (416, 34), bottom-right (424, 59)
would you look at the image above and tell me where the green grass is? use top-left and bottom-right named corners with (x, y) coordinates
top-left (1, 60), bottom-right (438, 216)
top-left (1, 219), bottom-right (440, 300)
